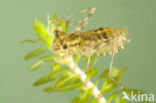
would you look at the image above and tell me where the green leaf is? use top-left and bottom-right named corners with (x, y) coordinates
top-left (101, 78), bottom-right (118, 94)
top-left (84, 55), bottom-right (98, 68)
top-left (87, 67), bottom-right (99, 78)
top-left (57, 81), bottom-right (82, 92)
top-left (73, 55), bottom-right (80, 64)
top-left (100, 68), bottom-right (128, 78)
top-left (100, 68), bottom-right (128, 94)
top-left (115, 96), bottom-right (128, 103)
top-left (52, 13), bottom-right (58, 23)
top-left (20, 39), bottom-right (40, 44)
top-left (79, 88), bottom-right (93, 103)
top-left (64, 20), bottom-right (69, 32)
top-left (44, 86), bottom-right (58, 92)
top-left (115, 96), bottom-right (121, 103)
top-left (72, 97), bottom-right (80, 103)
top-left (91, 98), bottom-right (99, 103)
top-left (44, 80), bottom-right (81, 93)
top-left (55, 74), bottom-right (80, 88)
top-left (72, 88), bottom-right (93, 103)
top-left (33, 18), bottom-right (53, 48)
top-left (34, 67), bottom-right (71, 86)
top-left (34, 72), bottom-right (55, 86)
top-left (24, 47), bottom-right (48, 60)
top-left (108, 92), bottom-right (118, 103)
top-left (51, 64), bottom-right (60, 73)
top-left (59, 18), bottom-right (69, 32)
top-left (28, 59), bottom-right (46, 71)
top-left (44, 73), bottom-right (80, 92)
top-left (28, 56), bottom-right (54, 71)
top-left (108, 89), bottom-right (145, 103)
top-left (122, 88), bottom-right (145, 94)
top-left (51, 14), bottom-right (59, 32)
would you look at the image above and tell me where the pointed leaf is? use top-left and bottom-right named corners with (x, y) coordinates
top-left (34, 72), bottom-right (55, 86)
top-left (87, 67), bottom-right (99, 78)
top-left (79, 86), bottom-right (93, 102)
top-left (20, 39), bottom-right (40, 44)
top-left (84, 55), bottom-right (98, 68)
top-left (64, 20), bottom-right (69, 32)
top-left (57, 81), bottom-right (82, 92)
top-left (59, 18), bottom-right (69, 32)
top-left (73, 55), bottom-right (80, 63)
top-left (91, 98), bottom-right (99, 103)
top-left (101, 68), bottom-right (128, 94)
top-left (72, 88), bottom-right (92, 103)
top-left (100, 68), bottom-right (128, 78)
top-left (108, 92), bottom-right (118, 103)
top-left (72, 97), bottom-right (80, 103)
top-left (52, 13), bottom-right (58, 22)
top-left (44, 86), bottom-right (58, 92)
top-left (122, 88), bottom-right (145, 94)
top-left (51, 14), bottom-right (59, 32)
top-left (115, 96), bottom-right (128, 103)
top-left (51, 63), bottom-right (61, 73)
top-left (101, 78), bottom-right (118, 94)
top-left (54, 74), bottom-right (80, 88)
top-left (28, 56), bottom-right (54, 71)
top-left (44, 72), bottom-right (80, 93)
top-left (44, 80), bottom-right (81, 93)
top-left (33, 18), bottom-right (53, 48)
top-left (24, 47), bottom-right (48, 60)
top-left (34, 67), bottom-right (71, 86)
top-left (115, 96), bottom-right (121, 103)
top-left (28, 59), bottom-right (45, 71)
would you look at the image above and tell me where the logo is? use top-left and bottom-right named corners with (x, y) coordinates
top-left (122, 91), bottom-right (155, 102)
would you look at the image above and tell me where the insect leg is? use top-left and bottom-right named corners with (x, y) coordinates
top-left (85, 42), bottom-right (95, 72)
top-left (90, 39), bottom-right (124, 89)
top-left (66, 7), bottom-right (96, 33)
top-left (86, 52), bottom-right (92, 72)
top-left (109, 40), bottom-right (124, 90)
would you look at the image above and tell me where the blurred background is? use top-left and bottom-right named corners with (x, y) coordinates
top-left (0, 0), bottom-right (156, 103)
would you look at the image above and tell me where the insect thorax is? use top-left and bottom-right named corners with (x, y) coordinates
top-left (52, 27), bottom-right (130, 57)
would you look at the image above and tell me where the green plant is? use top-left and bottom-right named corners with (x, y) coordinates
top-left (22, 13), bottom-right (144, 103)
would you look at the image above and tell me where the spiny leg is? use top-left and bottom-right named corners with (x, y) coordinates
top-left (86, 39), bottom-right (124, 89)
top-left (109, 41), bottom-right (124, 90)
top-left (86, 42), bottom-right (109, 72)
top-left (66, 7), bottom-right (96, 33)
top-left (91, 39), bottom-right (124, 90)
top-left (66, 7), bottom-right (96, 21)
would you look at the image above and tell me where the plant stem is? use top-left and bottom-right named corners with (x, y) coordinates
top-left (65, 56), bottom-right (107, 103)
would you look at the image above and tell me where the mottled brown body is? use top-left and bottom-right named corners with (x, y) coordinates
top-left (52, 27), bottom-right (130, 57)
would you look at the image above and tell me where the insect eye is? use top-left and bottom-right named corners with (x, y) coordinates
top-left (62, 44), bottom-right (68, 49)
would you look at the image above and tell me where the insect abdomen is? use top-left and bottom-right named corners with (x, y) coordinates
top-left (93, 27), bottom-right (130, 56)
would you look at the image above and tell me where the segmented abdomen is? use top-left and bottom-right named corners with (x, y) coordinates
top-left (76, 27), bottom-right (130, 56)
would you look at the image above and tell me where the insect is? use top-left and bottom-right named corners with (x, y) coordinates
top-left (52, 27), bottom-right (129, 57)
top-left (52, 7), bottom-right (130, 89)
